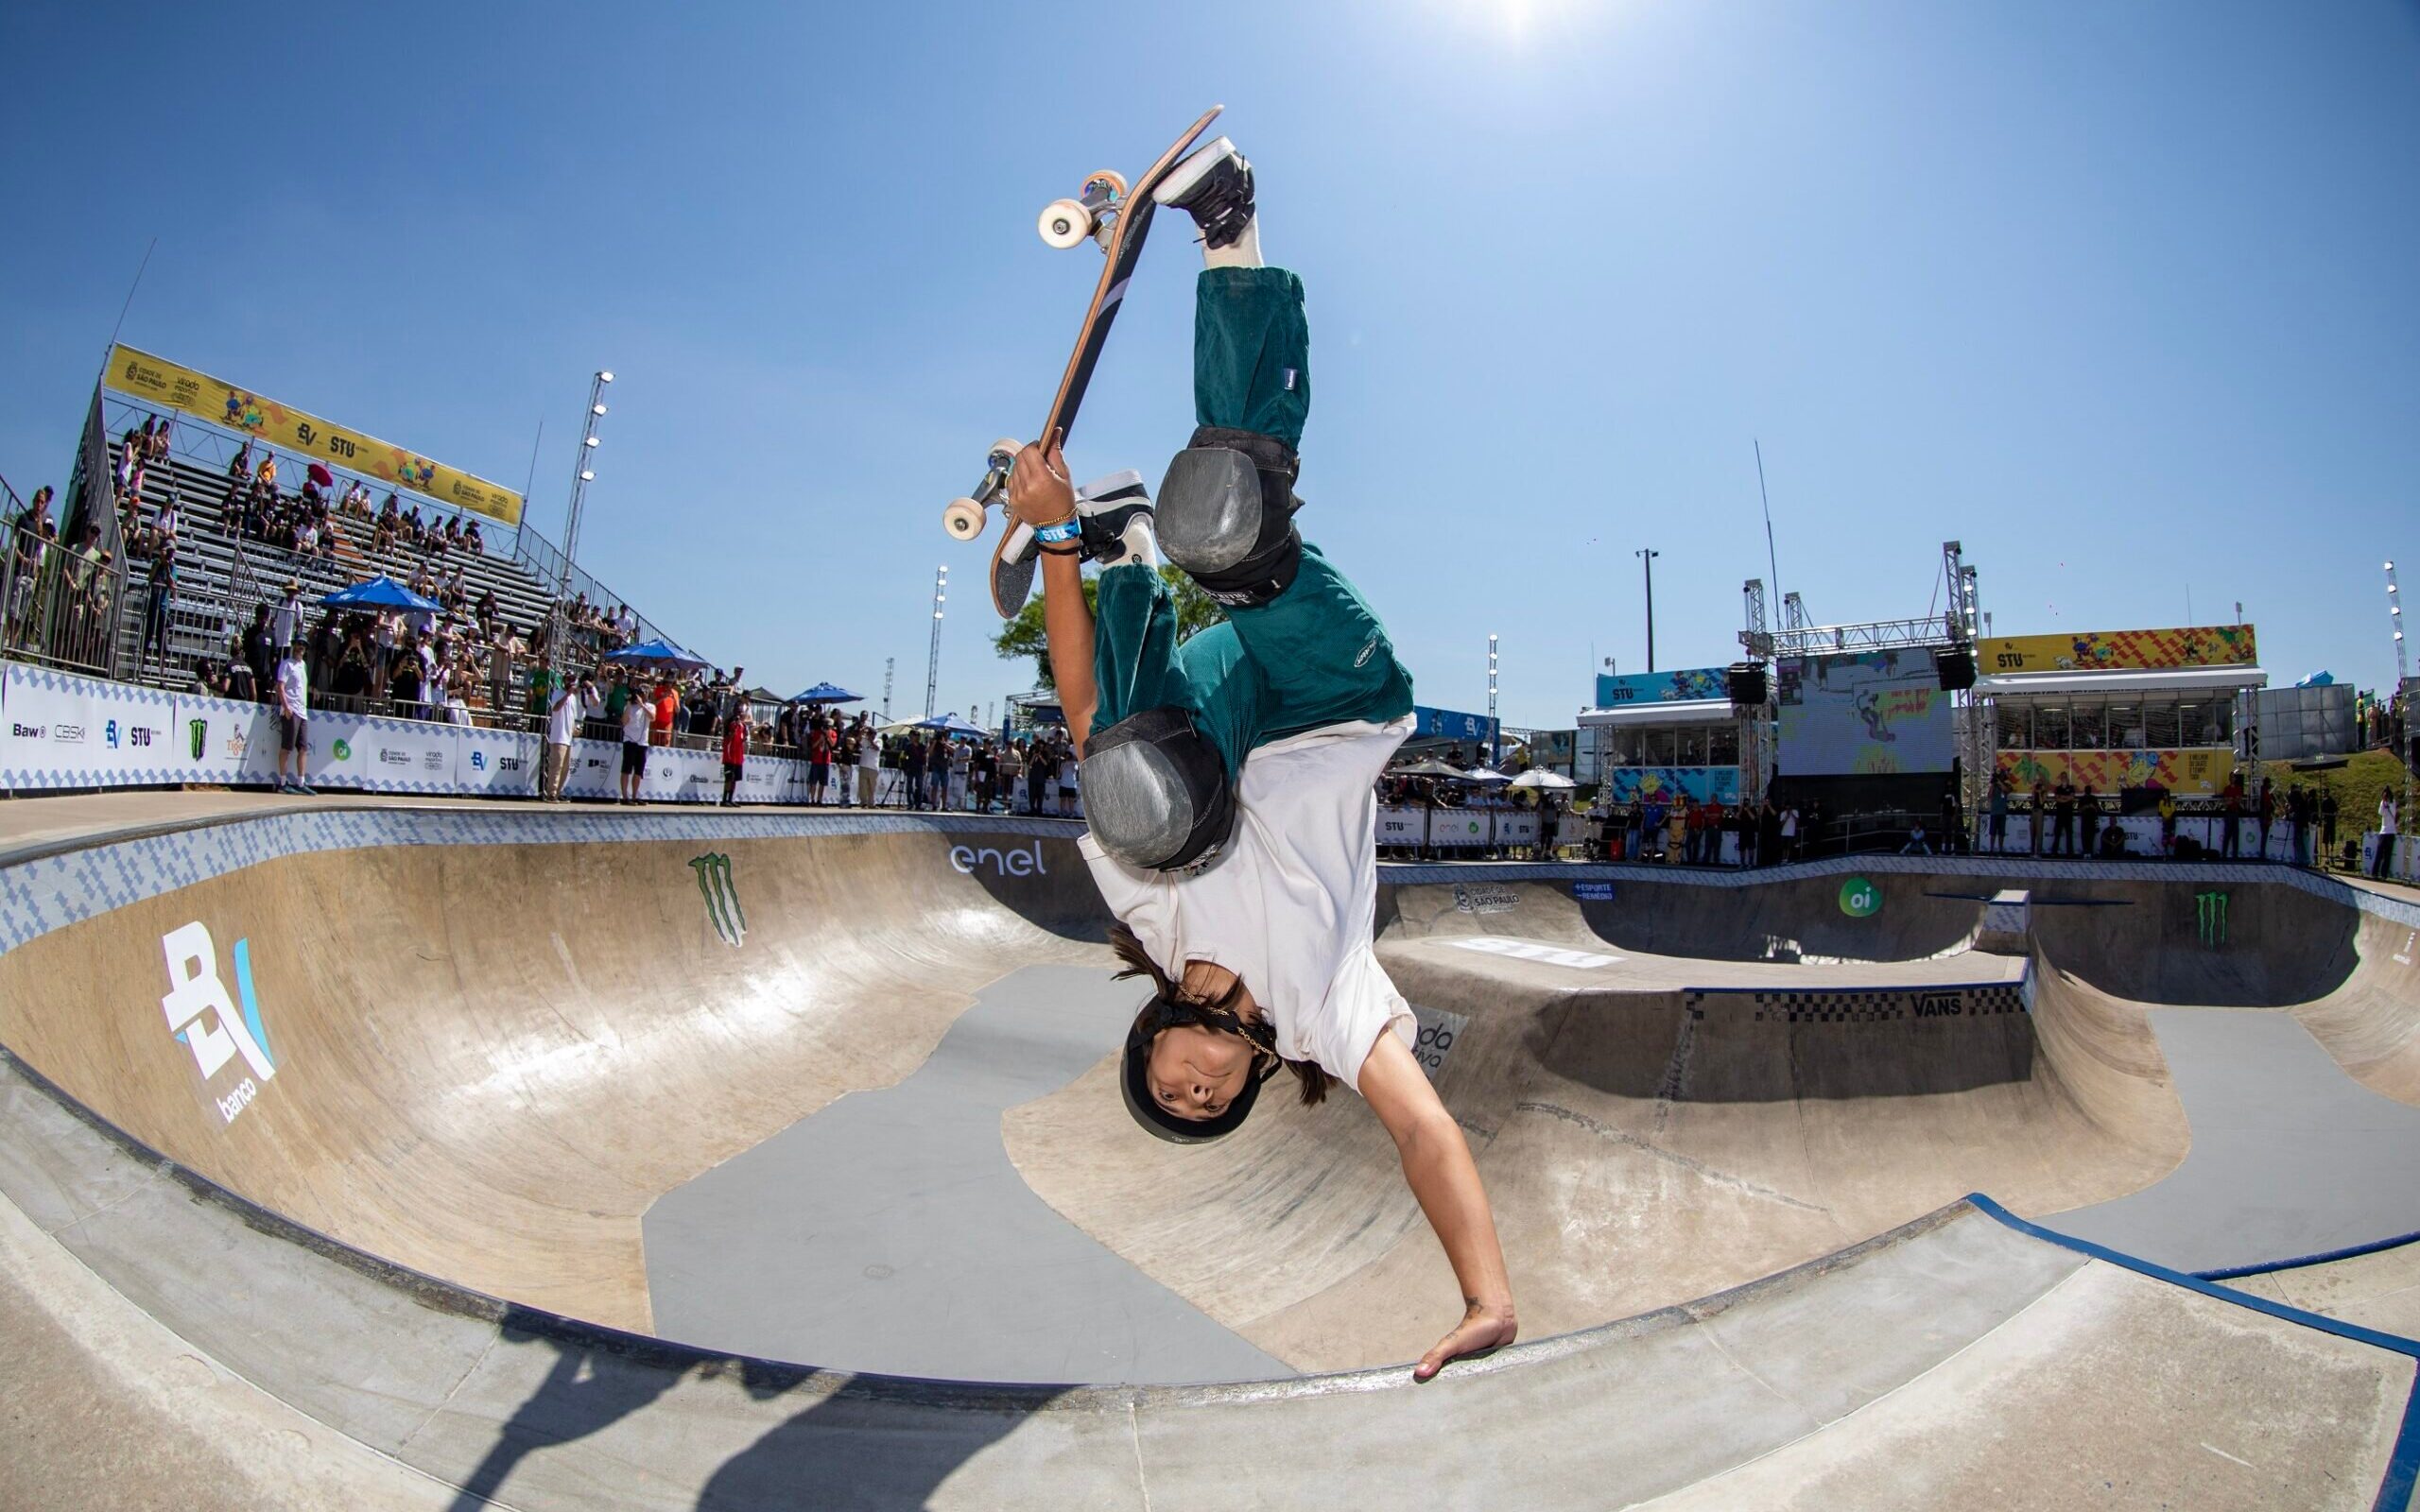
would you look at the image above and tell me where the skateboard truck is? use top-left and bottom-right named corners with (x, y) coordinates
top-left (1038, 170), bottom-right (1130, 252)
top-left (942, 438), bottom-right (1023, 543)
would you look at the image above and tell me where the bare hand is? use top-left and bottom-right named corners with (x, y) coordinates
top-left (1006, 429), bottom-right (1076, 532)
top-left (1413, 1298), bottom-right (1517, 1383)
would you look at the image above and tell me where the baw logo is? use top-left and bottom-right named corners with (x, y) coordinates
top-left (159, 922), bottom-right (278, 1125)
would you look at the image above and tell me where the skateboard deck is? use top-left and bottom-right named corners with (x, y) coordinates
top-left (941, 105), bottom-right (1223, 619)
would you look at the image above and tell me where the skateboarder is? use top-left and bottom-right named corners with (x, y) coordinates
top-left (1006, 139), bottom-right (1516, 1383)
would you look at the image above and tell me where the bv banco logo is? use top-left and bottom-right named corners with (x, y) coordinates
top-left (159, 922), bottom-right (279, 1125)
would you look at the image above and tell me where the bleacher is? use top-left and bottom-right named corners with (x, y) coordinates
top-left (105, 427), bottom-right (618, 695)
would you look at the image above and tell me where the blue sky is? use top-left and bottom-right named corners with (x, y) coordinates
top-left (4, 1), bottom-right (2413, 726)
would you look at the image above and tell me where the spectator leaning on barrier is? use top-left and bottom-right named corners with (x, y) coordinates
top-left (274, 644), bottom-right (314, 796)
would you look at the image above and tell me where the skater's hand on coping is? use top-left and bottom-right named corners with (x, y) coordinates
top-left (1008, 430), bottom-right (1077, 531)
top-left (1413, 1298), bottom-right (1517, 1383)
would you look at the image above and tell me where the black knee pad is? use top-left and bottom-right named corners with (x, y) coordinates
top-left (1082, 706), bottom-right (1236, 871)
top-left (1158, 427), bottom-right (1304, 609)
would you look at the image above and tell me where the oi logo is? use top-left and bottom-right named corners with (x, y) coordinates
top-left (1839, 877), bottom-right (1882, 918)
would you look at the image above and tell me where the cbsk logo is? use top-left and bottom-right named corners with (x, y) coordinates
top-left (159, 922), bottom-right (278, 1125)
top-left (949, 841), bottom-right (1048, 878)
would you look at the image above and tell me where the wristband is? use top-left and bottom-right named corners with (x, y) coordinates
top-left (1034, 518), bottom-right (1081, 544)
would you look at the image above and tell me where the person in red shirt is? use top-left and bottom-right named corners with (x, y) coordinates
top-left (807, 718), bottom-right (838, 805)
top-left (650, 679), bottom-right (679, 748)
top-left (721, 706), bottom-right (752, 806)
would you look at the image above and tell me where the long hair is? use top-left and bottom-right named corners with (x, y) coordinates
top-left (1108, 922), bottom-right (1331, 1108)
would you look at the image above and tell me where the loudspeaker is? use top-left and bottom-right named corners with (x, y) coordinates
top-left (1726, 662), bottom-right (1768, 707)
top-left (1935, 647), bottom-right (1977, 691)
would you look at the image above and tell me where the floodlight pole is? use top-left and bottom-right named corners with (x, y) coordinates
top-left (544, 369), bottom-right (613, 703)
top-left (1487, 633), bottom-right (1500, 765)
top-left (1636, 548), bottom-right (1661, 672)
top-left (925, 566), bottom-right (947, 719)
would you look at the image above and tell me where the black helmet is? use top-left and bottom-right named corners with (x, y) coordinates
top-left (1118, 995), bottom-right (1281, 1144)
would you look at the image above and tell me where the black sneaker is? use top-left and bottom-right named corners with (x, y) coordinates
top-left (1154, 138), bottom-right (1253, 249)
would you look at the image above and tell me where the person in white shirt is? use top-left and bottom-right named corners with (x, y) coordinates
top-left (1004, 143), bottom-right (1512, 1384)
top-left (273, 646), bottom-right (313, 795)
top-left (619, 692), bottom-right (653, 804)
top-left (542, 675), bottom-right (579, 800)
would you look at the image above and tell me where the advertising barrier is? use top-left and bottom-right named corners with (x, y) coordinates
top-left (1374, 806), bottom-right (1544, 850)
top-left (0, 662), bottom-right (820, 805)
top-left (4, 663), bottom-right (225, 788)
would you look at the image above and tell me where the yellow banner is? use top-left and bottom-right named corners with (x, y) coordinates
top-left (106, 345), bottom-right (523, 527)
top-left (1980, 625), bottom-right (2256, 675)
top-left (1996, 748), bottom-right (2234, 797)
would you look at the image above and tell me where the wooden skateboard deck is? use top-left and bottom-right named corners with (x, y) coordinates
top-left (946, 105), bottom-right (1223, 619)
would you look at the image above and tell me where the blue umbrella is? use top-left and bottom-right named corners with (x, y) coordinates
top-left (319, 576), bottom-right (441, 612)
top-left (790, 681), bottom-right (865, 704)
top-left (604, 637), bottom-right (711, 672)
top-left (916, 712), bottom-right (987, 739)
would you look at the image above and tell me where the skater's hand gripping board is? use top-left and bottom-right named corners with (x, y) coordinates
top-left (937, 104), bottom-right (1224, 619)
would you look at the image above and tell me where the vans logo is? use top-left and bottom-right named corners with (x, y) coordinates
top-left (159, 922), bottom-right (278, 1125)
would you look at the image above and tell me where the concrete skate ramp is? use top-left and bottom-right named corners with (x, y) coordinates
top-left (5, 807), bottom-right (2420, 1505)
top-left (0, 814), bottom-right (1108, 1335)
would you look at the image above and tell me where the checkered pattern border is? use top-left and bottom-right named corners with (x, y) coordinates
top-left (1683, 980), bottom-right (2031, 1025)
top-left (0, 810), bottom-right (1084, 958)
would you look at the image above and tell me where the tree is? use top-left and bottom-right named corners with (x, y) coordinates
top-left (992, 566), bottom-right (1223, 689)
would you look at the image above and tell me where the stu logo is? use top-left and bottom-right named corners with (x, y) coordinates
top-left (690, 852), bottom-right (747, 947)
top-left (159, 922), bottom-right (277, 1125)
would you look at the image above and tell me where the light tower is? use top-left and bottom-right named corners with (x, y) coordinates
top-left (1487, 633), bottom-right (1500, 765)
top-left (925, 566), bottom-right (947, 719)
top-left (1636, 548), bottom-right (1660, 672)
top-left (544, 369), bottom-right (612, 695)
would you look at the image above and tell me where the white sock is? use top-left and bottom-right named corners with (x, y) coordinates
top-left (1203, 215), bottom-right (1262, 270)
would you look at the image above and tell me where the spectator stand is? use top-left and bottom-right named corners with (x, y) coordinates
top-left (83, 387), bottom-right (673, 715)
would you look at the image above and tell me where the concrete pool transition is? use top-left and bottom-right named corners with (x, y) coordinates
top-left (3, 799), bottom-right (2419, 1507)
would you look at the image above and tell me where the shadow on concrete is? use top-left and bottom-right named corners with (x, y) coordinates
top-left (698, 1373), bottom-right (1072, 1512)
top-left (446, 1322), bottom-right (690, 1512)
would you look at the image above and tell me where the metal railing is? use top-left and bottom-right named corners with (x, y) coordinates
top-left (2, 512), bottom-right (123, 678)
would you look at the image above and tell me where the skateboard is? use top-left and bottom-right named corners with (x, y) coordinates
top-left (941, 104), bottom-right (1224, 618)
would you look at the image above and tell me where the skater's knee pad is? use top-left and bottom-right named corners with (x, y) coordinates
top-left (1158, 427), bottom-right (1303, 609)
top-left (1082, 705), bottom-right (1235, 871)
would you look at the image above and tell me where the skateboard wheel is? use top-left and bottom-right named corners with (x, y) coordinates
top-left (1039, 198), bottom-right (1092, 249)
top-left (943, 498), bottom-right (986, 541)
top-left (1081, 169), bottom-right (1128, 204)
top-left (989, 437), bottom-right (1023, 469)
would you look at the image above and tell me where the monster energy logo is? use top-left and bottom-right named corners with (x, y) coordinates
top-left (2195, 889), bottom-right (2228, 949)
top-left (690, 853), bottom-right (747, 948)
